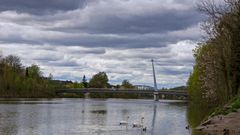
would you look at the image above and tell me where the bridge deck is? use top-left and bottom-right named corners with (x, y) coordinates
top-left (56, 88), bottom-right (188, 96)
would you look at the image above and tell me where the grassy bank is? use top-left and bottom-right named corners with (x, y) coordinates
top-left (210, 96), bottom-right (240, 117)
top-left (193, 96), bottom-right (240, 135)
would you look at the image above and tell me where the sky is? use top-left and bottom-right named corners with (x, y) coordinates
top-left (0, 0), bottom-right (206, 88)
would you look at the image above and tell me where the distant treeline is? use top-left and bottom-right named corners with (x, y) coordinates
top-left (188, 0), bottom-right (240, 127)
top-left (0, 53), bottom-right (185, 98)
top-left (0, 54), bottom-right (142, 98)
top-left (64, 73), bottom-right (136, 90)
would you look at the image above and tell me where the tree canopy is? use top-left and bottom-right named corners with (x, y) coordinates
top-left (88, 72), bottom-right (109, 88)
top-left (121, 80), bottom-right (135, 89)
top-left (187, 0), bottom-right (240, 125)
top-left (26, 64), bottom-right (42, 78)
top-left (0, 54), bottom-right (56, 97)
top-left (81, 75), bottom-right (88, 88)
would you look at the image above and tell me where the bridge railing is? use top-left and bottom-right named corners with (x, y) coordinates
top-left (55, 88), bottom-right (188, 96)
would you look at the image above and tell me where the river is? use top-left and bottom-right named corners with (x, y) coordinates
top-left (0, 98), bottom-right (191, 135)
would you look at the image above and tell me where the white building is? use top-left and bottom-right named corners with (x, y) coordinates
top-left (134, 85), bottom-right (154, 90)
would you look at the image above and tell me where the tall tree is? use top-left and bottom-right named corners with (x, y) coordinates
top-left (121, 80), bottom-right (135, 89)
top-left (27, 64), bottom-right (42, 79)
top-left (187, 1), bottom-right (240, 123)
top-left (4, 55), bottom-right (21, 68)
top-left (82, 75), bottom-right (88, 88)
top-left (88, 72), bottom-right (109, 88)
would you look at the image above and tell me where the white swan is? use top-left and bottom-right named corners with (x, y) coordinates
top-left (119, 116), bottom-right (129, 125)
top-left (132, 117), bottom-right (144, 128)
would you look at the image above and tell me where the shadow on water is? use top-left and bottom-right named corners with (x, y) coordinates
top-left (0, 98), bottom-right (61, 104)
top-left (90, 110), bottom-right (107, 114)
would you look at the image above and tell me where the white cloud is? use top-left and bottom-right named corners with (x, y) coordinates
top-left (0, 40), bottom-right (196, 88)
top-left (0, 0), bottom-right (204, 88)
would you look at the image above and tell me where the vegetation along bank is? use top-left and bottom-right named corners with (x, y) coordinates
top-left (187, 0), bottom-right (240, 134)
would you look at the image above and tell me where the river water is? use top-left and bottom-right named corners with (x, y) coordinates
top-left (0, 99), bottom-right (191, 135)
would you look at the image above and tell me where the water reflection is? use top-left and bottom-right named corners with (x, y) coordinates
top-left (0, 99), bottom-right (189, 135)
top-left (91, 110), bottom-right (107, 114)
top-left (187, 103), bottom-right (214, 135)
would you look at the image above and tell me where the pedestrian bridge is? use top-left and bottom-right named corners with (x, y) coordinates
top-left (55, 88), bottom-right (188, 100)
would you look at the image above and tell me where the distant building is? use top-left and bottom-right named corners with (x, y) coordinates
top-left (134, 85), bottom-right (154, 90)
top-left (51, 80), bottom-right (73, 85)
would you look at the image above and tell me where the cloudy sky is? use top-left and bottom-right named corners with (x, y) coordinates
top-left (0, 0), bottom-right (206, 88)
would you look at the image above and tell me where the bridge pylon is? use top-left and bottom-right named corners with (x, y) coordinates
top-left (152, 59), bottom-right (159, 101)
top-left (153, 92), bottom-right (159, 101)
top-left (151, 59), bottom-right (158, 91)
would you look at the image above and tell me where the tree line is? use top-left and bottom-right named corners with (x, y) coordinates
top-left (65, 72), bottom-right (136, 89)
top-left (0, 52), bottom-right (183, 98)
top-left (187, 0), bottom-right (240, 126)
top-left (0, 54), bottom-right (56, 97)
top-left (0, 53), bottom-right (136, 97)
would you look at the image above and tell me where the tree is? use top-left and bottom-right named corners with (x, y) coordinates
top-left (198, 0), bottom-right (240, 97)
top-left (82, 75), bottom-right (88, 88)
top-left (187, 0), bottom-right (240, 125)
top-left (0, 54), bottom-right (3, 90)
top-left (0, 54), bottom-right (4, 75)
top-left (4, 55), bottom-right (22, 70)
top-left (121, 80), bottom-right (135, 89)
top-left (88, 72), bottom-right (109, 88)
top-left (0, 53), bottom-right (56, 97)
top-left (27, 64), bottom-right (42, 79)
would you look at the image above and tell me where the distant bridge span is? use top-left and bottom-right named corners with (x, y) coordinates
top-left (55, 88), bottom-right (188, 98)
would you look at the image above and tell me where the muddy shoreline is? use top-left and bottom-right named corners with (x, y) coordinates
top-left (196, 109), bottom-right (240, 135)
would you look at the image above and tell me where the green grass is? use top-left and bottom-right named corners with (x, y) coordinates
top-left (232, 96), bottom-right (240, 109)
top-left (210, 96), bottom-right (240, 116)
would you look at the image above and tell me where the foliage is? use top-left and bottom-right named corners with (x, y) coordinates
top-left (26, 64), bottom-right (42, 78)
top-left (210, 96), bottom-right (240, 116)
top-left (65, 81), bottom-right (85, 89)
top-left (188, 0), bottom-right (240, 127)
top-left (88, 72), bottom-right (109, 88)
top-left (0, 54), bottom-right (56, 97)
top-left (82, 75), bottom-right (88, 88)
top-left (232, 96), bottom-right (240, 109)
top-left (62, 76), bottom-right (88, 89)
top-left (170, 86), bottom-right (187, 90)
top-left (120, 80), bottom-right (135, 89)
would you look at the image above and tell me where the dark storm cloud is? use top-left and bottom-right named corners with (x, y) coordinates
top-left (75, 9), bottom-right (202, 34)
top-left (0, 0), bottom-right (88, 15)
top-left (0, 0), bottom-right (203, 48)
top-left (63, 48), bottom-right (106, 55)
top-left (158, 67), bottom-right (192, 75)
top-left (48, 61), bottom-right (79, 67)
top-left (0, 26), bottom-right (200, 48)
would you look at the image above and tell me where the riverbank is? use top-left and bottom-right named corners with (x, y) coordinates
top-left (196, 96), bottom-right (240, 135)
top-left (0, 92), bottom-right (153, 99)
top-left (0, 92), bottom-right (184, 100)
top-left (196, 110), bottom-right (240, 134)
